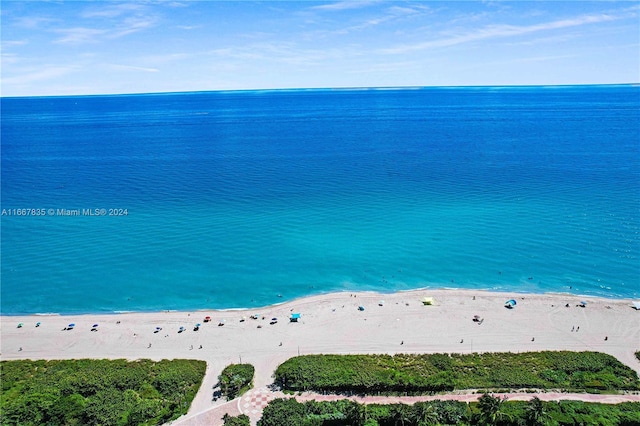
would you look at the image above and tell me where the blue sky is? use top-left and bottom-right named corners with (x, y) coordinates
top-left (2, 1), bottom-right (639, 96)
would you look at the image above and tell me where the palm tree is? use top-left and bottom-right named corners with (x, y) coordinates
top-left (415, 402), bottom-right (441, 426)
top-left (477, 393), bottom-right (510, 425)
top-left (525, 397), bottom-right (548, 426)
top-left (391, 404), bottom-right (412, 426)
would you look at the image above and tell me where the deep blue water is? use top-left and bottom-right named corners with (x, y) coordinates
top-left (1, 86), bottom-right (639, 314)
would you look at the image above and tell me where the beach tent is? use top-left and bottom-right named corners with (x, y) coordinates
top-left (422, 297), bottom-right (434, 305)
top-left (290, 313), bottom-right (301, 322)
top-left (632, 302), bottom-right (640, 310)
top-left (504, 299), bottom-right (516, 309)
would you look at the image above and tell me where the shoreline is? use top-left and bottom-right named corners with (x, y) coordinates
top-left (2, 287), bottom-right (636, 317)
top-left (3, 288), bottom-right (639, 418)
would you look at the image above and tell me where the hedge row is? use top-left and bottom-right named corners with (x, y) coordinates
top-left (274, 351), bottom-right (639, 393)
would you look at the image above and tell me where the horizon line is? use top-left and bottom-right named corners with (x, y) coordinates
top-left (2, 82), bottom-right (639, 99)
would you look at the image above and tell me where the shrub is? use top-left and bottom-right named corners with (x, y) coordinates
top-left (219, 364), bottom-right (255, 399)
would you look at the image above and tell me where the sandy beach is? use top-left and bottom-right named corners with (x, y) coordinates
top-left (2, 289), bottom-right (639, 422)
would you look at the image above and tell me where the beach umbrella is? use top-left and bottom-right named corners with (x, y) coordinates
top-left (195, 323), bottom-right (201, 327)
top-left (379, 300), bottom-right (385, 306)
top-left (358, 306), bottom-right (365, 311)
top-left (68, 323), bottom-right (75, 328)
top-left (504, 299), bottom-right (516, 308)
top-left (92, 324), bottom-right (99, 328)
top-left (272, 317), bottom-right (278, 321)
top-left (17, 323), bottom-right (23, 328)
top-left (35, 322), bottom-right (41, 327)
top-left (580, 301), bottom-right (587, 306)
top-left (155, 326), bottom-right (162, 330)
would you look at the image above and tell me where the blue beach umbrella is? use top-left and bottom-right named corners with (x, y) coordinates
top-left (358, 306), bottom-right (365, 311)
top-left (93, 324), bottom-right (99, 328)
top-left (68, 323), bottom-right (75, 329)
top-left (35, 322), bottom-right (41, 327)
top-left (504, 300), bottom-right (516, 309)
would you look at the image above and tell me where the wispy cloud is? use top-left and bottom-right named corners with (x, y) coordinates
top-left (14, 16), bottom-right (57, 29)
top-left (81, 3), bottom-right (144, 19)
top-left (53, 16), bottom-right (158, 44)
top-left (110, 16), bottom-right (158, 38)
top-left (1, 53), bottom-right (21, 65)
top-left (312, 1), bottom-right (381, 12)
top-left (382, 11), bottom-right (630, 54)
top-left (54, 28), bottom-right (107, 44)
top-left (305, 3), bottom-right (429, 39)
top-left (2, 40), bottom-right (28, 47)
top-left (2, 66), bottom-right (76, 85)
top-left (109, 64), bottom-right (159, 73)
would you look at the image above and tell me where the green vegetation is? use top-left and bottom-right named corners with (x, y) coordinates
top-left (257, 397), bottom-right (640, 426)
top-left (0, 358), bottom-right (205, 426)
top-left (219, 363), bottom-right (255, 399)
top-left (223, 413), bottom-right (251, 425)
top-left (635, 351), bottom-right (640, 362)
top-left (275, 351), bottom-right (639, 394)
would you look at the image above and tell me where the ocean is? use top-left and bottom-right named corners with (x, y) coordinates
top-left (1, 85), bottom-right (638, 315)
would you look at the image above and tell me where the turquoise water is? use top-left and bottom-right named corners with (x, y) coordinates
top-left (1, 86), bottom-right (639, 314)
